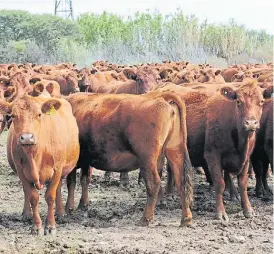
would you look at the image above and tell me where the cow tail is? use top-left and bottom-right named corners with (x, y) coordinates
top-left (158, 91), bottom-right (194, 207)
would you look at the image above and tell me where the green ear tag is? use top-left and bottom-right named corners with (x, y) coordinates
top-left (46, 106), bottom-right (57, 115)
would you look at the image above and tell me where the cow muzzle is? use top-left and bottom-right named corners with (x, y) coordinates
top-left (244, 120), bottom-right (259, 132)
top-left (18, 133), bottom-right (36, 146)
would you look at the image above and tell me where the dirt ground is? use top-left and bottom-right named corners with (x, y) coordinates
top-left (0, 131), bottom-right (273, 254)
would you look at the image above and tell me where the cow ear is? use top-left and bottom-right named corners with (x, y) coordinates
top-left (90, 68), bottom-right (98, 74)
top-left (4, 87), bottom-right (15, 99)
top-left (46, 82), bottom-right (54, 95)
top-left (253, 73), bottom-right (260, 78)
top-left (123, 69), bottom-right (137, 80)
top-left (111, 73), bottom-right (118, 80)
top-left (29, 77), bottom-right (41, 85)
top-left (32, 82), bottom-right (45, 97)
top-left (77, 73), bottom-right (84, 80)
top-left (215, 70), bottom-right (221, 75)
top-left (263, 85), bottom-right (273, 99)
top-left (220, 86), bottom-right (237, 100)
top-left (41, 100), bottom-right (61, 115)
top-left (0, 100), bottom-right (11, 115)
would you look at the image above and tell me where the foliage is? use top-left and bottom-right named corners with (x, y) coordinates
top-left (0, 9), bottom-right (272, 66)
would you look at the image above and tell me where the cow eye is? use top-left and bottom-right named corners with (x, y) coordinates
top-left (236, 100), bottom-right (241, 106)
top-left (259, 100), bottom-right (264, 106)
top-left (38, 113), bottom-right (42, 118)
top-left (10, 114), bottom-right (15, 119)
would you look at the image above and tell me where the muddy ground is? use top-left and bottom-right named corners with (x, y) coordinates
top-left (0, 131), bottom-right (273, 254)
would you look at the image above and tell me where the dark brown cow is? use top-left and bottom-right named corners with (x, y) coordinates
top-left (0, 95), bottom-right (80, 235)
top-left (66, 91), bottom-right (193, 226)
top-left (250, 95), bottom-right (273, 199)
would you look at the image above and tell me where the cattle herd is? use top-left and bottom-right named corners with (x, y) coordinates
top-left (0, 60), bottom-right (272, 236)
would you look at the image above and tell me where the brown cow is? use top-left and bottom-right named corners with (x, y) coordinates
top-left (66, 91), bottom-right (193, 226)
top-left (0, 95), bottom-right (80, 235)
top-left (155, 80), bottom-right (272, 220)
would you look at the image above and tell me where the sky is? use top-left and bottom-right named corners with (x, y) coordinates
top-left (0, 0), bottom-right (273, 34)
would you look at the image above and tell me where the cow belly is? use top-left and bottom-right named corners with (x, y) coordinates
top-left (92, 151), bottom-right (139, 172)
top-left (221, 151), bottom-right (245, 175)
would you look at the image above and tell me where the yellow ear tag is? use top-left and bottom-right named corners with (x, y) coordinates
top-left (46, 106), bottom-right (57, 115)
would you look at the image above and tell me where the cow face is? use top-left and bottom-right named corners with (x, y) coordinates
top-left (221, 82), bottom-right (273, 132)
top-left (135, 70), bottom-right (159, 94)
top-left (66, 73), bottom-right (80, 93)
top-left (0, 96), bottom-right (61, 146)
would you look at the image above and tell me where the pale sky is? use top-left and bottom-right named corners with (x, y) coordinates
top-left (0, 0), bottom-right (273, 34)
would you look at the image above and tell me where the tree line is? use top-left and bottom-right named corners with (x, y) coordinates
top-left (0, 9), bottom-right (273, 66)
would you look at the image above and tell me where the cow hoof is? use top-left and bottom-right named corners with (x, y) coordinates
top-left (56, 214), bottom-right (68, 224)
top-left (243, 210), bottom-right (254, 218)
top-left (65, 206), bottom-right (75, 215)
top-left (44, 226), bottom-right (57, 236)
top-left (230, 194), bottom-right (240, 202)
top-left (256, 189), bottom-right (263, 198)
top-left (31, 226), bottom-right (43, 236)
top-left (216, 212), bottom-right (229, 222)
top-left (138, 217), bottom-right (152, 227)
top-left (180, 217), bottom-right (192, 227)
top-left (22, 214), bottom-right (32, 223)
top-left (77, 202), bottom-right (89, 211)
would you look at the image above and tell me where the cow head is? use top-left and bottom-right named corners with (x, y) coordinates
top-left (0, 96), bottom-right (62, 146)
top-left (135, 69), bottom-right (160, 93)
top-left (220, 80), bottom-right (273, 132)
top-left (66, 73), bottom-right (80, 93)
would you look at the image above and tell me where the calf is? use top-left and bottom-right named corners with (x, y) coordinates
top-left (66, 91), bottom-right (193, 226)
top-left (0, 95), bottom-right (80, 235)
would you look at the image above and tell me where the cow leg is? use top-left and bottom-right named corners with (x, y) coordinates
top-left (205, 152), bottom-right (228, 221)
top-left (17, 169), bottom-right (42, 235)
top-left (120, 172), bottom-right (129, 187)
top-left (138, 161), bottom-right (161, 226)
top-left (44, 172), bottom-right (62, 236)
top-left (165, 163), bottom-right (174, 195)
top-left (166, 149), bottom-right (193, 227)
top-left (55, 179), bottom-right (66, 223)
top-left (251, 156), bottom-right (264, 198)
top-left (78, 165), bottom-right (90, 210)
top-left (203, 164), bottom-right (213, 185)
top-left (237, 162), bottom-right (254, 218)
top-left (22, 185), bottom-right (32, 222)
top-left (66, 168), bottom-right (77, 214)
top-left (248, 162), bottom-right (255, 179)
top-left (138, 169), bottom-right (145, 185)
top-left (224, 171), bottom-right (239, 201)
top-left (262, 159), bottom-right (273, 199)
